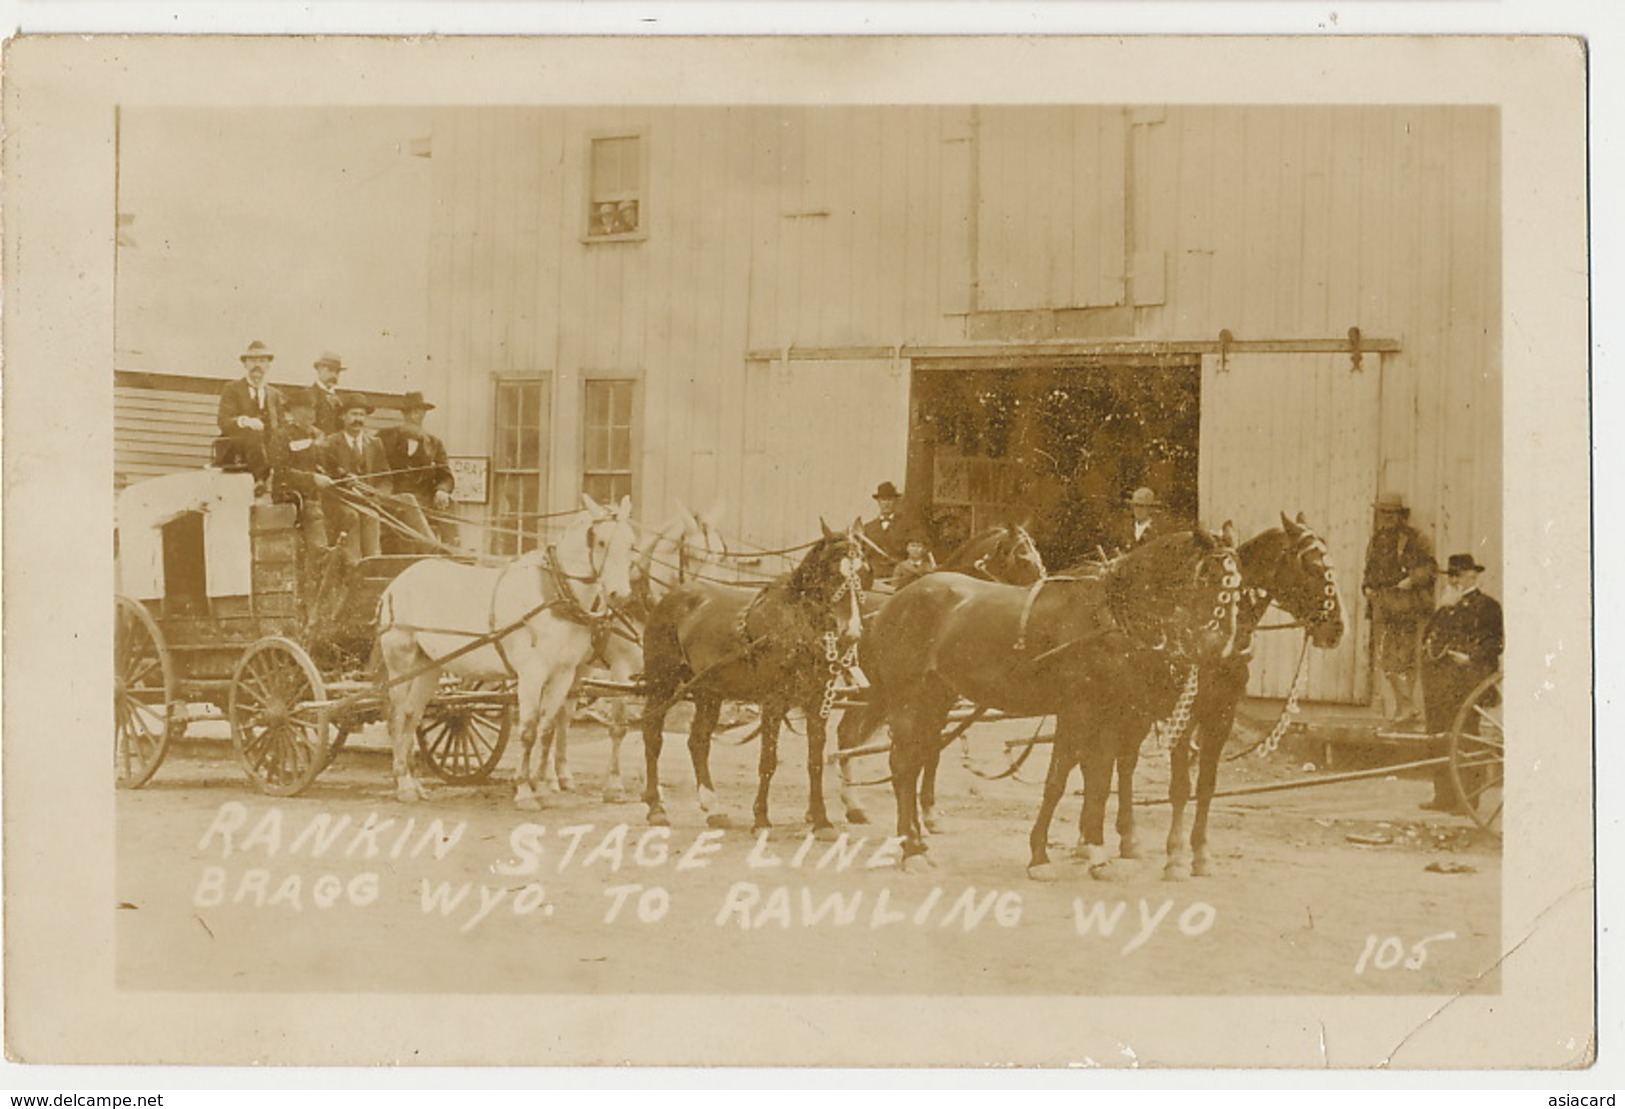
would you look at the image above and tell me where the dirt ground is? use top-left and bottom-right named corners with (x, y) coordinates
top-left (117, 711), bottom-right (1501, 996)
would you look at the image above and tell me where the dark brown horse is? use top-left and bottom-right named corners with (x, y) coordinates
top-left (837, 523), bottom-right (1047, 825)
top-left (1158, 512), bottom-right (1345, 878)
top-left (638, 522), bottom-right (868, 832)
top-left (862, 529), bottom-right (1242, 872)
top-left (1052, 513), bottom-right (1346, 879)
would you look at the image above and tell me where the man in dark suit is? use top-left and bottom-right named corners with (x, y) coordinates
top-left (862, 481), bottom-right (912, 580)
top-left (216, 339), bottom-right (283, 490)
top-left (378, 390), bottom-right (458, 547)
top-left (309, 351), bottom-right (348, 436)
top-left (321, 394), bottom-right (389, 558)
top-left (1112, 486), bottom-right (1163, 555)
top-left (1420, 553), bottom-right (1504, 811)
top-left (267, 388), bottom-right (336, 562)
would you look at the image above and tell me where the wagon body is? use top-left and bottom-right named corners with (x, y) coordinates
top-left (114, 469), bottom-right (514, 793)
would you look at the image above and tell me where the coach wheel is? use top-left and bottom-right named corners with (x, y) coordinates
top-left (115, 595), bottom-right (181, 789)
top-left (230, 637), bottom-right (331, 797)
top-left (417, 678), bottom-right (514, 784)
top-left (1447, 671), bottom-right (1504, 836)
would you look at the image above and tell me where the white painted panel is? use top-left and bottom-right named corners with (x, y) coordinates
top-left (741, 358), bottom-right (910, 555)
top-left (1199, 352), bottom-right (1379, 703)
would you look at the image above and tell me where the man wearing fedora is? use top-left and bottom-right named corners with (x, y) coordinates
top-left (1420, 553), bottom-right (1504, 811)
top-left (1113, 486), bottom-right (1163, 554)
top-left (379, 390), bottom-right (458, 548)
top-left (1361, 491), bottom-right (1437, 727)
top-left (216, 339), bottom-right (284, 491)
top-left (309, 352), bottom-right (348, 436)
top-left (321, 393), bottom-right (389, 558)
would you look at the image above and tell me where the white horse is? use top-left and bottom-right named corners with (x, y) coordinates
top-left (376, 494), bottom-right (637, 808)
top-left (545, 500), bottom-right (731, 801)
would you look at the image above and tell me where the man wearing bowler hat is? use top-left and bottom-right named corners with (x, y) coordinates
top-left (216, 339), bottom-right (284, 492)
top-left (1361, 491), bottom-right (1437, 727)
top-left (379, 390), bottom-right (458, 548)
top-left (1419, 553), bottom-right (1504, 811)
top-left (309, 352), bottom-right (348, 436)
top-left (863, 481), bottom-right (912, 580)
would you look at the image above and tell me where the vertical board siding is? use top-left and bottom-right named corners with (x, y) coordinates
top-left (418, 105), bottom-right (1499, 705)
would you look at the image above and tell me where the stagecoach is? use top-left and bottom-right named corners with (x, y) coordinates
top-left (114, 469), bottom-right (515, 795)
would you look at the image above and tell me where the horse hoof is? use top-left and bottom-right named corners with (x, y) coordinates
top-left (515, 794), bottom-right (542, 813)
top-left (1027, 863), bottom-right (1059, 883)
top-left (556, 777), bottom-right (576, 793)
top-left (1163, 862), bottom-right (1192, 882)
top-left (813, 824), bottom-right (839, 842)
top-left (1192, 861), bottom-right (1212, 878)
top-left (396, 786), bottom-right (423, 805)
top-left (1068, 843), bottom-right (1093, 862)
top-left (845, 807), bottom-right (871, 825)
top-left (923, 816), bottom-right (946, 835)
top-left (1089, 860), bottom-right (1130, 883)
top-left (901, 854), bottom-right (934, 875)
top-left (602, 787), bottom-right (627, 804)
top-left (648, 810), bottom-right (671, 827)
top-left (1120, 843), bottom-right (1142, 861)
top-left (707, 813), bottom-right (733, 830)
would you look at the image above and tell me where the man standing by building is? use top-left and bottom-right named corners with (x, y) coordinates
top-left (309, 352), bottom-right (348, 435)
top-left (379, 390), bottom-right (458, 548)
top-left (216, 339), bottom-right (283, 493)
top-left (862, 480), bottom-right (912, 580)
top-left (1361, 490), bottom-right (1437, 728)
top-left (1419, 553), bottom-right (1504, 811)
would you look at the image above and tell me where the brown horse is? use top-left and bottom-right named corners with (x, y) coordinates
top-left (1051, 513), bottom-right (1346, 880)
top-left (837, 523), bottom-right (1047, 826)
top-left (861, 529), bottom-right (1242, 872)
top-left (638, 522), bottom-right (868, 832)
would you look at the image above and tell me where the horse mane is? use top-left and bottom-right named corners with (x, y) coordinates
top-left (784, 534), bottom-right (844, 597)
top-left (940, 525), bottom-right (1011, 568)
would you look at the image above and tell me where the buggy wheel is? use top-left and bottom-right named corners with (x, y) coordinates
top-left (115, 595), bottom-right (180, 789)
top-left (229, 637), bottom-right (331, 797)
top-left (417, 679), bottom-right (514, 783)
top-left (1447, 672), bottom-right (1504, 835)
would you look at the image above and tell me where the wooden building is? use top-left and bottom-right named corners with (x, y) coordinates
top-left (411, 105), bottom-right (1498, 705)
top-left (112, 106), bottom-right (1498, 704)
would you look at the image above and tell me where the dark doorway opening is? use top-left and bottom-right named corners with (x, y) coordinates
top-left (905, 358), bottom-right (1201, 569)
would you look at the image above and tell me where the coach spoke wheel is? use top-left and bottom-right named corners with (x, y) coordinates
top-left (417, 679), bottom-right (514, 784)
top-left (230, 637), bottom-right (330, 797)
top-left (115, 596), bottom-right (180, 789)
top-left (1447, 672), bottom-right (1504, 836)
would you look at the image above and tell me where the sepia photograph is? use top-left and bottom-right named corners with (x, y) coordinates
top-left (2, 34), bottom-right (1594, 1071)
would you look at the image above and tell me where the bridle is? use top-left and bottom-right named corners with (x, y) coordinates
top-left (545, 511), bottom-right (628, 626)
top-left (1249, 530), bottom-right (1341, 633)
top-left (1105, 540), bottom-right (1240, 660)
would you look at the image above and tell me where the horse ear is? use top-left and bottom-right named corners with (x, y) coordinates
top-left (581, 492), bottom-right (604, 516)
top-left (1296, 510), bottom-right (1309, 526)
top-left (1280, 510), bottom-right (1296, 532)
top-left (820, 517), bottom-right (834, 539)
top-left (1222, 520), bottom-right (1238, 547)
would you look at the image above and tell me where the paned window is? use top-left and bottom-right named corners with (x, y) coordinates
top-left (583, 379), bottom-right (635, 505)
top-left (587, 135), bottom-right (643, 239)
top-left (492, 377), bottom-right (549, 555)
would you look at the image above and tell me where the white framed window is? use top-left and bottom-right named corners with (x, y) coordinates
top-left (582, 378), bottom-right (636, 505)
top-left (585, 132), bottom-right (647, 242)
top-left (491, 375), bottom-right (551, 556)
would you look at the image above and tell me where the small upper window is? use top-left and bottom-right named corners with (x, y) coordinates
top-left (587, 135), bottom-right (644, 240)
